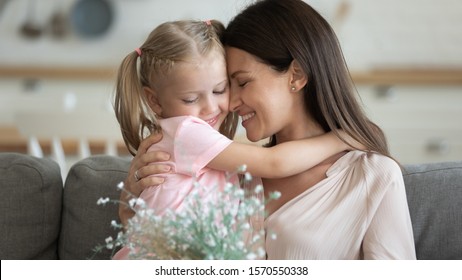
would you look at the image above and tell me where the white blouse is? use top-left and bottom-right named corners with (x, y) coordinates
top-left (265, 151), bottom-right (416, 259)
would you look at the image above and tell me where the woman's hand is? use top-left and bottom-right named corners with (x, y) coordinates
top-left (119, 133), bottom-right (171, 227)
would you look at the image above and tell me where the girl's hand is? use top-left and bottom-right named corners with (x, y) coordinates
top-left (338, 130), bottom-right (367, 151)
top-left (119, 133), bottom-right (171, 227)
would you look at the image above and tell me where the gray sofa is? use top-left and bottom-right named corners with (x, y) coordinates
top-left (1, 152), bottom-right (461, 260)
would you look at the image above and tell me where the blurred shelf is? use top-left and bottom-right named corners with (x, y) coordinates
top-left (1, 66), bottom-right (462, 84)
top-left (0, 66), bottom-right (117, 80)
top-left (351, 68), bottom-right (462, 85)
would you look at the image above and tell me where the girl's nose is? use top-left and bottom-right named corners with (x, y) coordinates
top-left (202, 96), bottom-right (218, 115)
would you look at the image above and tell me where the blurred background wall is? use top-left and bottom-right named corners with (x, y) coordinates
top-left (1, 0), bottom-right (461, 167)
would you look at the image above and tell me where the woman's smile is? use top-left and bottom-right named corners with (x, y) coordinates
top-left (241, 112), bottom-right (256, 126)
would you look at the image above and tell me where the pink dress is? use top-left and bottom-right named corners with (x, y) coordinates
top-left (113, 116), bottom-right (237, 259)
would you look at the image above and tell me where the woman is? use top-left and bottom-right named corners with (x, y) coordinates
top-left (120, 0), bottom-right (416, 259)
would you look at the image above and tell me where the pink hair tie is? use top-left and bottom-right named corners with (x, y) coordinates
top-left (204, 20), bottom-right (211, 26)
top-left (135, 48), bottom-right (142, 56)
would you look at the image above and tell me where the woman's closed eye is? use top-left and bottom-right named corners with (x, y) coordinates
top-left (237, 81), bottom-right (248, 87)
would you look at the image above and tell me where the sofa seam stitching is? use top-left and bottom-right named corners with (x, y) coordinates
top-left (403, 166), bottom-right (462, 176)
top-left (71, 163), bottom-right (128, 173)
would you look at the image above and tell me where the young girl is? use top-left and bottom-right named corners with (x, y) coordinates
top-left (112, 20), bottom-right (359, 259)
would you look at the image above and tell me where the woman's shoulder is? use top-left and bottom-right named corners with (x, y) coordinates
top-left (342, 151), bottom-right (402, 178)
top-left (363, 151), bottom-right (401, 173)
top-left (351, 151), bottom-right (404, 188)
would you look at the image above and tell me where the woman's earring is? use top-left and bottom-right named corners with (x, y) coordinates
top-left (291, 86), bottom-right (296, 91)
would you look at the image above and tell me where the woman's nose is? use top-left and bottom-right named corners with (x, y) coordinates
top-left (229, 90), bottom-right (242, 112)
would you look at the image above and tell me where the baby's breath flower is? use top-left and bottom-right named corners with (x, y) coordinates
top-left (240, 222), bottom-right (250, 230)
top-left (145, 209), bottom-right (155, 217)
top-left (236, 241), bottom-right (245, 249)
top-left (224, 182), bottom-right (234, 192)
top-left (235, 188), bottom-right (245, 198)
top-left (128, 198), bottom-right (138, 208)
top-left (246, 252), bottom-right (257, 260)
top-left (269, 191), bottom-right (281, 200)
top-left (237, 164), bottom-right (247, 172)
top-left (251, 196), bottom-right (262, 206)
top-left (110, 220), bottom-right (121, 228)
top-left (254, 184), bottom-right (263, 194)
top-left (97, 197), bottom-right (110, 205)
top-left (135, 198), bottom-right (146, 208)
top-left (257, 247), bottom-right (266, 258)
top-left (105, 236), bottom-right (114, 249)
top-left (95, 166), bottom-right (278, 260)
top-left (270, 233), bottom-right (277, 240)
top-left (205, 236), bottom-right (216, 247)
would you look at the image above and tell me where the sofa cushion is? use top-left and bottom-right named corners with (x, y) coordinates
top-left (0, 153), bottom-right (63, 259)
top-left (403, 161), bottom-right (462, 260)
top-left (59, 155), bottom-right (131, 260)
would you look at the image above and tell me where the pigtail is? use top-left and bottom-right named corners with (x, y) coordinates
top-left (208, 20), bottom-right (225, 39)
top-left (114, 51), bottom-right (147, 156)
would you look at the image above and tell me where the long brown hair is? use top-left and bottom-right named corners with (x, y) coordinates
top-left (222, 0), bottom-right (390, 157)
top-left (114, 20), bottom-right (237, 156)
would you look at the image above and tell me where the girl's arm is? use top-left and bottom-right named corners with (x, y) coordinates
top-left (208, 131), bottom-right (362, 178)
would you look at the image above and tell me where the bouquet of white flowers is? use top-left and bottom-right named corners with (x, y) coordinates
top-left (96, 168), bottom-right (279, 260)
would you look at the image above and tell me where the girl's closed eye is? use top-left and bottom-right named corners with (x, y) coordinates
top-left (182, 97), bottom-right (198, 104)
top-left (213, 87), bottom-right (227, 94)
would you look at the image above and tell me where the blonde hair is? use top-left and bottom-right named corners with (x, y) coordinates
top-left (114, 20), bottom-right (238, 156)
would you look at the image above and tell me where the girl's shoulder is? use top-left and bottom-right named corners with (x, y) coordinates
top-left (160, 116), bottom-right (212, 136)
top-left (160, 115), bottom-right (208, 128)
